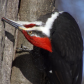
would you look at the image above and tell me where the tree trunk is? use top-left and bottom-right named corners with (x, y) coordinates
top-left (0, 0), bottom-right (19, 84)
top-left (0, 0), bottom-right (54, 84)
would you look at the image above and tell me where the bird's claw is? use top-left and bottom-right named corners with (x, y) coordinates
top-left (16, 44), bottom-right (32, 53)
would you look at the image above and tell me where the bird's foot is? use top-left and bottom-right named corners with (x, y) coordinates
top-left (16, 44), bottom-right (32, 53)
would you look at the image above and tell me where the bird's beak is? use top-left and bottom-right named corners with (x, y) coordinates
top-left (1, 17), bottom-right (43, 32)
top-left (1, 17), bottom-right (25, 30)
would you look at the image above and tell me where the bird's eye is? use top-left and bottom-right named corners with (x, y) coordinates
top-left (28, 31), bottom-right (32, 34)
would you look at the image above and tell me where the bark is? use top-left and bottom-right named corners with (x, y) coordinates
top-left (11, 0), bottom-right (54, 84)
top-left (0, 0), bottom-right (19, 84)
top-left (0, 0), bottom-right (55, 84)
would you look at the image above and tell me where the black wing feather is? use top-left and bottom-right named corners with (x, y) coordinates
top-left (47, 12), bottom-right (83, 84)
top-left (51, 12), bottom-right (83, 62)
top-left (32, 12), bottom-right (83, 84)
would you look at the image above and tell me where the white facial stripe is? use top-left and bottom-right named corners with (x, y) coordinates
top-left (4, 18), bottom-right (43, 27)
top-left (45, 12), bottom-right (59, 30)
top-left (19, 11), bottom-right (63, 37)
top-left (42, 12), bottom-right (62, 37)
top-left (16, 21), bottom-right (43, 26)
top-left (26, 26), bottom-right (43, 31)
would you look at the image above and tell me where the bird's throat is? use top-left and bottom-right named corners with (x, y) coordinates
top-left (22, 30), bottom-right (52, 52)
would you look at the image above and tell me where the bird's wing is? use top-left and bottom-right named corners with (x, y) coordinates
top-left (46, 53), bottom-right (82, 84)
top-left (48, 12), bottom-right (83, 84)
top-left (51, 12), bottom-right (83, 62)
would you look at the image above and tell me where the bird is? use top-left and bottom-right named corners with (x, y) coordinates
top-left (2, 11), bottom-right (83, 84)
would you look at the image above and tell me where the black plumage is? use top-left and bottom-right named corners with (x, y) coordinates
top-left (2, 11), bottom-right (83, 84)
top-left (32, 12), bottom-right (83, 84)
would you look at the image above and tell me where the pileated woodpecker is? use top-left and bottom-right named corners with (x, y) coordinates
top-left (2, 11), bottom-right (83, 84)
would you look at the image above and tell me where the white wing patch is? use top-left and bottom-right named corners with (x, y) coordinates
top-left (49, 70), bottom-right (53, 73)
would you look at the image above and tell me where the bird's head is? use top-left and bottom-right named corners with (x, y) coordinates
top-left (2, 17), bottom-right (52, 52)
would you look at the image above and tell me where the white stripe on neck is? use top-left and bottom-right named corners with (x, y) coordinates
top-left (25, 11), bottom-right (64, 37)
top-left (42, 11), bottom-right (63, 37)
